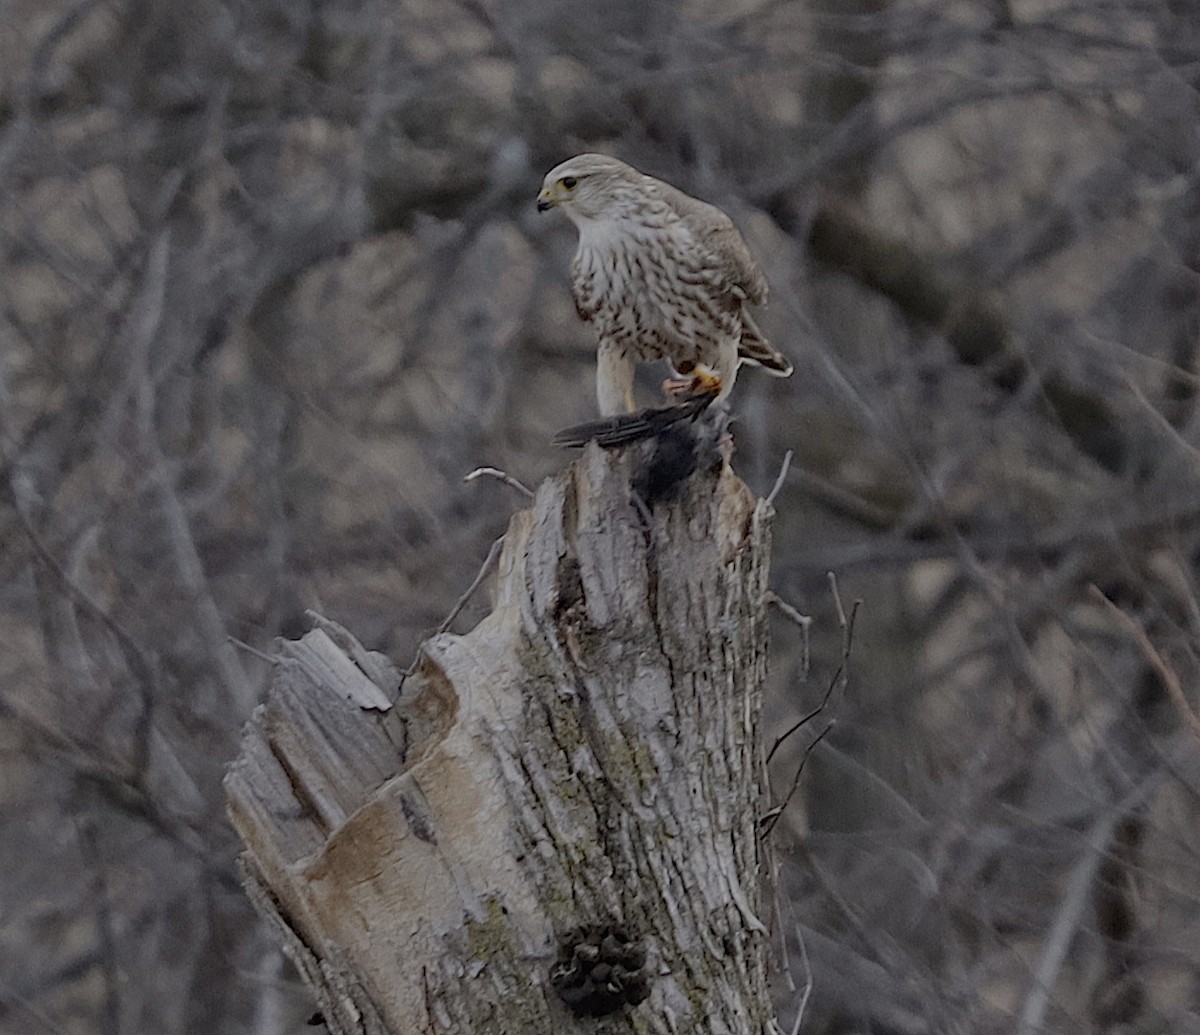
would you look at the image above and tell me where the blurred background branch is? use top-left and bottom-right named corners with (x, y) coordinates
top-left (1, 0), bottom-right (1199, 1032)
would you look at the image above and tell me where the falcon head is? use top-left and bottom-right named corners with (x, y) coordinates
top-left (537, 154), bottom-right (641, 224)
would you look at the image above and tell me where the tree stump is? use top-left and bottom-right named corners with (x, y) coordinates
top-left (225, 439), bottom-right (778, 1033)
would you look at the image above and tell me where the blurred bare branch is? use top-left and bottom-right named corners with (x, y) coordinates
top-left (1, 0), bottom-right (1198, 1029)
top-left (1092, 584), bottom-right (1200, 745)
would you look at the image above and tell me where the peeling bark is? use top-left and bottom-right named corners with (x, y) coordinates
top-left (225, 441), bottom-right (777, 1034)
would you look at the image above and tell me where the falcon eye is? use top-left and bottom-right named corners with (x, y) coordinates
top-left (561, 176), bottom-right (578, 190)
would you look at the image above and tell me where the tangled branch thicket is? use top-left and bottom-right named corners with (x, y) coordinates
top-left (1, 0), bottom-right (1198, 1032)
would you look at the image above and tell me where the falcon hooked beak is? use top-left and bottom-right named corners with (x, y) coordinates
top-left (536, 186), bottom-right (556, 212)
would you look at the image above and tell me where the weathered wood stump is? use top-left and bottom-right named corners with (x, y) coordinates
top-left (225, 439), bottom-right (777, 1033)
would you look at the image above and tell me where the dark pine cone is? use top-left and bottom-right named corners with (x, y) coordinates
top-left (550, 923), bottom-right (651, 1017)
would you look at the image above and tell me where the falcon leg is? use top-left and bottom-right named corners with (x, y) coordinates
top-left (597, 343), bottom-right (637, 416)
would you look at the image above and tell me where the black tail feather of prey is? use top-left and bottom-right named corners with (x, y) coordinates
top-left (553, 393), bottom-right (717, 449)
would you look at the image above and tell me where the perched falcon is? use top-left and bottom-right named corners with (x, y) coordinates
top-left (537, 154), bottom-right (792, 418)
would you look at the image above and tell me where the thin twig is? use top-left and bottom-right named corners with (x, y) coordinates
top-left (760, 723), bottom-right (790, 993)
top-left (767, 666), bottom-right (841, 766)
top-left (228, 636), bottom-right (281, 665)
top-left (1089, 584), bottom-right (1200, 745)
top-left (828, 571), bottom-right (862, 662)
top-left (464, 466), bottom-right (533, 499)
top-left (767, 590), bottom-right (812, 678)
top-left (766, 449), bottom-right (793, 507)
top-left (788, 924), bottom-right (813, 1035)
top-left (760, 722), bottom-right (834, 837)
top-left (770, 848), bottom-right (792, 992)
top-left (766, 576), bottom-right (858, 809)
top-left (435, 536), bottom-right (504, 638)
top-left (401, 536), bottom-right (505, 680)
top-left (767, 590), bottom-right (812, 631)
top-left (77, 817), bottom-right (121, 1035)
top-left (828, 571), bottom-right (848, 636)
top-left (1015, 809), bottom-right (1120, 1035)
top-left (9, 490), bottom-right (160, 782)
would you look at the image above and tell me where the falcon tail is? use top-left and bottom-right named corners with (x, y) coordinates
top-left (737, 313), bottom-right (792, 377)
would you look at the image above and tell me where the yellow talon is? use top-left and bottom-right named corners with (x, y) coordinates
top-left (662, 364), bottom-right (722, 400)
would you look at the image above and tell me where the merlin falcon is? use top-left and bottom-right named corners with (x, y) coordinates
top-left (537, 154), bottom-right (792, 424)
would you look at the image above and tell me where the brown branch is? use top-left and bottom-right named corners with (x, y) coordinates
top-left (1089, 584), bottom-right (1200, 745)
